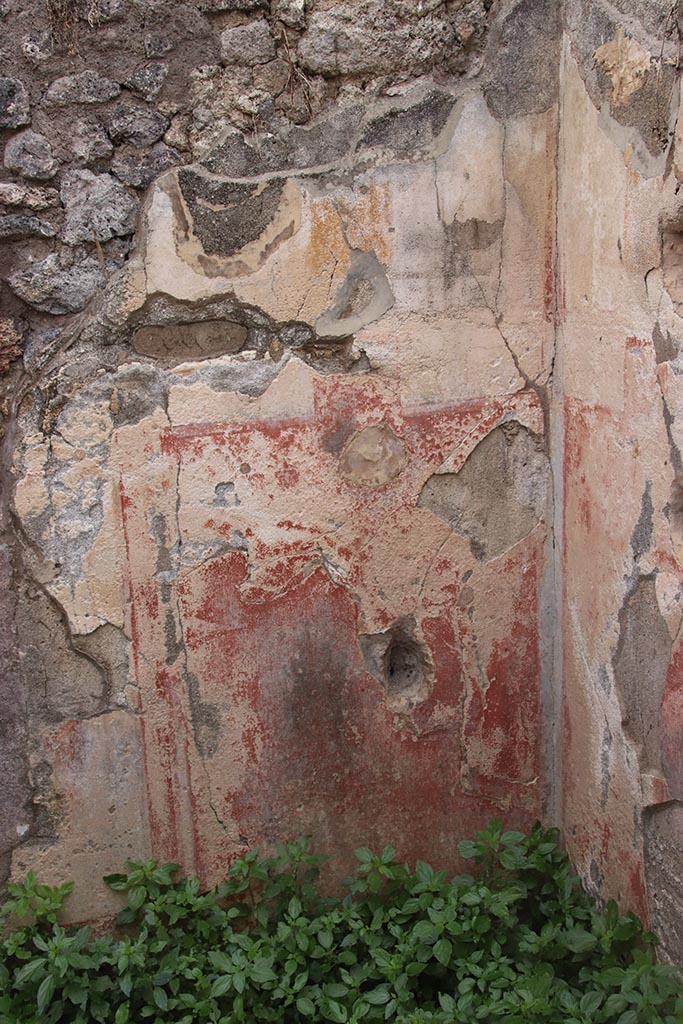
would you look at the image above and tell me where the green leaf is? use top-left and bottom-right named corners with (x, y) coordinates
top-left (296, 996), bottom-right (316, 1016)
top-left (499, 848), bottom-right (525, 870)
top-left (501, 831), bottom-right (526, 845)
top-left (323, 983), bottom-right (349, 999)
top-left (458, 840), bottom-right (478, 859)
top-left (103, 874), bottom-right (130, 892)
top-left (128, 886), bottom-right (146, 912)
top-left (563, 928), bottom-right (597, 954)
top-left (325, 998), bottom-right (348, 1023)
top-left (37, 975), bottom-right (56, 1015)
top-left (208, 951), bottom-right (233, 973)
top-left (616, 1012), bottom-right (639, 1024)
top-left (15, 958), bottom-right (46, 985)
top-left (434, 937), bottom-right (452, 966)
top-left (605, 994), bottom-right (628, 1014)
top-left (600, 967), bottom-right (627, 986)
top-left (413, 920), bottom-right (437, 942)
top-left (115, 1006), bottom-right (130, 1024)
top-left (364, 988), bottom-right (390, 1005)
top-left (153, 986), bottom-right (168, 1011)
top-left (415, 861), bottom-right (433, 885)
top-left (211, 976), bottom-right (233, 998)
top-left (354, 848), bottom-right (373, 865)
top-left (580, 991), bottom-right (603, 1015)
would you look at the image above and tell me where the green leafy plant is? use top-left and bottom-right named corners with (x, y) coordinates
top-left (1, 822), bottom-right (680, 1023)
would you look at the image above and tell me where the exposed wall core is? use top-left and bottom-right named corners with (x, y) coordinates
top-left (1, 0), bottom-right (683, 962)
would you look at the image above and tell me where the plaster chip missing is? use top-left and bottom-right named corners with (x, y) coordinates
top-left (417, 422), bottom-right (548, 561)
top-left (593, 32), bottom-right (651, 110)
top-left (338, 421), bottom-right (407, 488)
top-left (613, 575), bottom-right (671, 774)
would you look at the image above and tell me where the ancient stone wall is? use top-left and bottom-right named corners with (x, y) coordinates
top-left (0, 0), bottom-right (682, 962)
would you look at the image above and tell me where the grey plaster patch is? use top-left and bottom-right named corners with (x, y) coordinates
top-left (110, 363), bottom-right (167, 427)
top-left (315, 251), bottom-right (394, 339)
top-left (630, 480), bottom-right (653, 560)
top-left (565, 0), bottom-right (679, 167)
top-left (417, 422), bottom-right (549, 562)
top-left (16, 583), bottom-right (109, 721)
top-left (202, 106), bottom-right (363, 177)
top-left (653, 322), bottom-right (677, 364)
top-left (214, 481), bottom-right (241, 507)
top-left (186, 670), bottom-right (221, 758)
top-left (613, 574), bottom-right (671, 773)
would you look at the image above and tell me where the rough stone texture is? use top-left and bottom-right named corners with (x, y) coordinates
top-left (1, 0), bottom-right (683, 963)
top-left (124, 63), bottom-right (168, 101)
top-left (297, 2), bottom-right (462, 77)
top-left (70, 120), bottom-right (114, 163)
top-left (107, 105), bottom-right (169, 147)
top-left (45, 71), bottom-right (121, 105)
top-left (111, 144), bottom-right (182, 190)
top-left (0, 76), bottom-right (30, 128)
top-left (4, 130), bottom-right (58, 179)
top-left (273, 0), bottom-right (305, 30)
top-left (220, 19), bottom-right (276, 66)
top-left (0, 318), bottom-right (23, 374)
top-left (8, 251), bottom-right (105, 313)
top-left (0, 214), bottom-right (56, 240)
top-left (0, 182), bottom-right (59, 210)
top-left (60, 170), bottom-right (139, 244)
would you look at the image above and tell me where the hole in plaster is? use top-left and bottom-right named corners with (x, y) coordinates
top-left (359, 617), bottom-right (432, 710)
top-left (384, 636), bottom-right (426, 697)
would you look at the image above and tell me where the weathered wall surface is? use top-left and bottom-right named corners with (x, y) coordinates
top-left (1, 0), bottom-right (682, 963)
top-left (558, 1), bottom-right (683, 963)
top-left (1, 0), bottom-right (559, 921)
